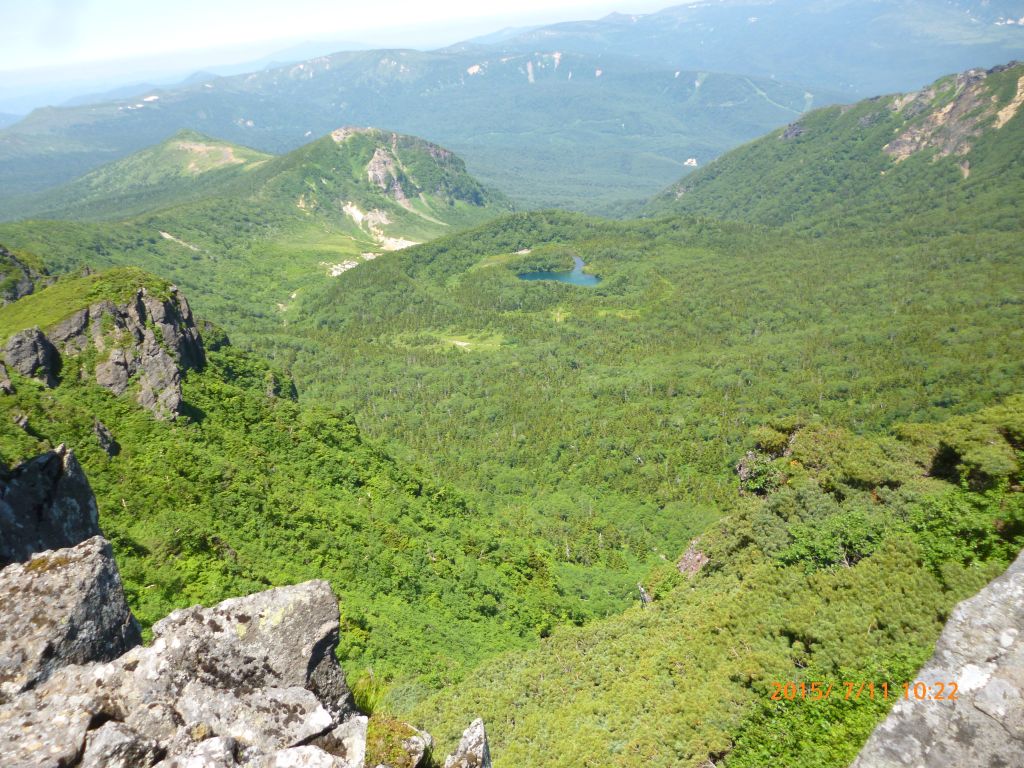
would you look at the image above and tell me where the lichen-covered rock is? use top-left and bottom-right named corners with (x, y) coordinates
top-left (154, 736), bottom-right (238, 768)
top-left (0, 444), bottom-right (100, 566)
top-left (851, 550), bottom-right (1024, 767)
top-left (0, 682), bottom-right (108, 767)
top-left (443, 719), bottom-right (491, 768)
top-left (0, 580), bottom-right (360, 766)
top-left (3, 327), bottom-right (58, 387)
top-left (0, 536), bottom-right (141, 700)
top-left (80, 721), bottom-right (161, 768)
top-left (402, 727), bottom-right (433, 768)
top-left (259, 746), bottom-right (350, 767)
top-left (313, 715), bottom-right (368, 768)
top-left (146, 579), bottom-right (355, 721)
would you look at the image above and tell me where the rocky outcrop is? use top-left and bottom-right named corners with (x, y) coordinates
top-left (676, 538), bottom-right (709, 577)
top-left (884, 65), bottom-right (1019, 163)
top-left (851, 550), bottom-right (1024, 767)
top-left (443, 719), bottom-right (492, 768)
top-left (0, 536), bottom-right (141, 700)
top-left (0, 444), bottom-right (100, 566)
top-left (0, 574), bottom-right (368, 768)
top-left (0, 245), bottom-right (40, 305)
top-left (4, 327), bottom-right (59, 387)
top-left (4, 285), bottom-right (205, 418)
top-left (0, 447), bottom-right (483, 768)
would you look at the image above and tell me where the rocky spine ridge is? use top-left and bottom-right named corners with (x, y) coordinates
top-left (3, 284), bottom-right (205, 419)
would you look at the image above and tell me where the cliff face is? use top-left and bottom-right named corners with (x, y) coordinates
top-left (0, 448), bottom-right (492, 768)
top-left (0, 444), bottom-right (100, 567)
top-left (3, 285), bottom-right (205, 419)
top-left (851, 551), bottom-right (1024, 767)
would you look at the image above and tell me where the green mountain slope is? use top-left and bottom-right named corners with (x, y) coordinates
top-left (0, 49), bottom-right (839, 214)
top-left (649, 62), bottom-right (1024, 233)
top-left (411, 398), bottom-right (1023, 766)
top-left (0, 127), bottom-right (505, 338)
top-left (13, 129), bottom-right (273, 220)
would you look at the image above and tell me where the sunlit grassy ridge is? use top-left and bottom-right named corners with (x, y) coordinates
top-left (0, 267), bottom-right (170, 338)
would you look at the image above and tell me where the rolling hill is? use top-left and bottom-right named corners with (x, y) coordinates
top-left (0, 126), bottom-right (506, 334)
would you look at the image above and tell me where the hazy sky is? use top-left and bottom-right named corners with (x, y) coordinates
top-left (1, 0), bottom-right (663, 72)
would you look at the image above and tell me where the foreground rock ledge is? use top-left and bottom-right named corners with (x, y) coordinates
top-left (851, 550), bottom-right (1024, 767)
top-left (0, 535), bottom-right (140, 702)
top-left (0, 557), bottom-right (362, 768)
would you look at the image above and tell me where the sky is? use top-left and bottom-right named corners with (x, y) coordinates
top-left (1, 0), bottom-right (664, 72)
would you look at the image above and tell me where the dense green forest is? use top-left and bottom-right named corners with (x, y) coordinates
top-left (0, 275), bottom-right (583, 689)
top-left (0, 61), bottom-right (1021, 765)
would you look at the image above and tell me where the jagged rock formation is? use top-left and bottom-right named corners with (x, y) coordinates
top-left (851, 550), bottom-right (1024, 767)
top-left (0, 449), bottom-right (490, 768)
top-left (0, 245), bottom-right (41, 305)
top-left (330, 126), bottom-right (484, 208)
top-left (443, 719), bottom-right (492, 768)
top-left (3, 285), bottom-right (205, 418)
top-left (0, 536), bottom-right (141, 701)
top-left (0, 444), bottom-right (100, 566)
top-left (4, 328), bottom-right (59, 387)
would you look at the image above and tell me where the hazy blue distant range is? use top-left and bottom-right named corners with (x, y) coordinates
top-left (518, 256), bottom-right (601, 286)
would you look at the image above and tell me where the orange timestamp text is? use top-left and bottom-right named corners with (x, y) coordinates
top-left (769, 681), bottom-right (959, 702)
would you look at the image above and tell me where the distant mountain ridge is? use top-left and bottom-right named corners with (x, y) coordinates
top-left (0, 46), bottom-right (839, 215)
top-left (475, 0), bottom-right (1024, 96)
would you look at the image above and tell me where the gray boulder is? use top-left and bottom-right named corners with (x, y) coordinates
top-left (444, 719), bottom-right (492, 768)
top-left (0, 444), bottom-right (100, 566)
top-left (312, 715), bottom-right (367, 768)
top-left (851, 550), bottom-right (1024, 767)
top-left (3, 327), bottom-right (58, 387)
top-left (0, 361), bottom-right (12, 394)
top-left (0, 677), bottom-right (109, 767)
top-left (0, 580), bottom-right (360, 766)
top-left (0, 536), bottom-right (141, 701)
top-left (145, 579), bottom-right (355, 721)
top-left (80, 721), bottom-right (161, 768)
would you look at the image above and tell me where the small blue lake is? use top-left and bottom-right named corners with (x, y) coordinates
top-left (517, 256), bottom-right (601, 286)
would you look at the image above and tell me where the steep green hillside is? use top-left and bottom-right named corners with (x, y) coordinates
top-left (650, 62), bottom-right (1024, 233)
top-left (0, 50), bottom-right (838, 214)
top-left (412, 398), bottom-right (1024, 766)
